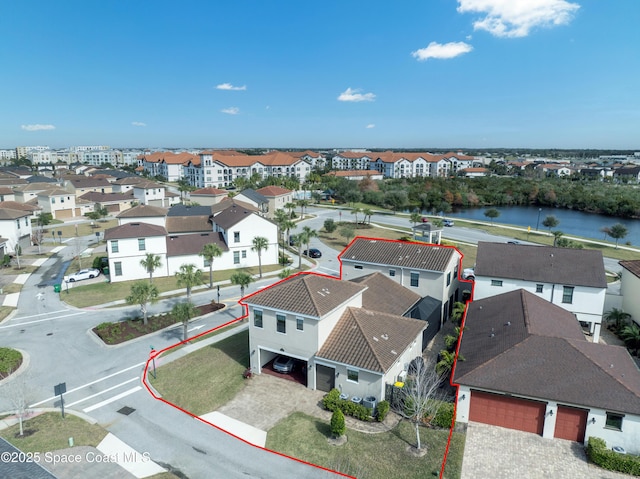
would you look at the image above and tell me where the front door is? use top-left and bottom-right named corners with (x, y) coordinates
top-left (316, 365), bottom-right (335, 392)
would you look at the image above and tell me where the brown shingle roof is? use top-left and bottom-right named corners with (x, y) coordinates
top-left (117, 205), bottom-right (168, 218)
top-left (316, 307), bottom-right (426, 373)
top-left (339, 238), bottom-right (458, 272)
top-left (166, 216), bottom-right (212, 234)
top-left (191, 187), bottom-right (228, 196)
top-left (166, 232), bottom-right (228, 256)
top-left (350, 272), bottom-right (421, 316)
top-left (243, 273), bottom-right (367, 318)
top-left (0, 208), bottom-right (31, 220)
top-left (213, 204), bottom-right (259, 230)
top-left (0, 201), bottom-right (41, 213)
top-left (454, 289), bottom-right (640, 415)
top-left (104, 222), bottom-right (167, 240)
top-left (255, 186), bottom-right (292, 197)
top-left (474, 242), bottom-right (607, 288)
top-left (80, 191), bottom-right (133, 202)
top-left (620, 260), bottom-right (640, 279)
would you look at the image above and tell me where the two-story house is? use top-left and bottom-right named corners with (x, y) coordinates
top-left (244, 273), bottom-right (425, 400)
top-left (472, 242), bottom-right (607, 341)
top-left (0, 208), bottom-right (32, 253)
top-left (339, 238), bottom-right (463, 328)
top-left (254, 186), bottom-right (293, 219)
top-left (619, 260), bottom-right (640, 326)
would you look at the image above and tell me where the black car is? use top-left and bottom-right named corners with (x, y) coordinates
top-left (303, 248), bottom-right (322, 258)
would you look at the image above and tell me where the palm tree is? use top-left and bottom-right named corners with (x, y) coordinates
top-left (300, 226), bottom-right (318, 260)
top-left (284, 202), bottom-right (296, 219)
top-left (230, 271), bottom-right (254, 297)
top-left (351, 207), bottom-right (363, 227)
top-left (172, 301), bottom-right (199, 342)
top-left (278, 268), bottom-right (292, 279)
top-left (603, 308), bottom-right (632, 331)
top-left (126, 281), bottom-right (159, 325)
top-left (410, 211), bottom-right (422, 227)
top-left (450, 301), bottom-right (466, 326)
top-left (251, 236), bottom-right (269, 278)
top-left (273, 209), bottom-right (289, 262)
top-left (199, 243), bottom-right (223, 288)
top-left (552, 230), bottom-right (564, 247)
top-left (620, 323), bottom-right (640, 356)
top-left (176, 178), bottom-right (195, 202)
top-left (297, 199), bottom-right (310, 218)
top-left (140, 253), bottom-right (162, 284)
top-left (362, 207), bottom-right (373, 225)
top-left (175, 263), bottom-right (203, 301)
top-left (608, 223), bottom-right (628, 249)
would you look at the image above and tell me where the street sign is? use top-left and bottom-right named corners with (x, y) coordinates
top-left (54, 382), bottom-right (66, 418)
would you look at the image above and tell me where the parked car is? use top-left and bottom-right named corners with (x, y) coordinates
top-left (303, 248), bottom-right (322, 258)
top-left (273, 355), bottom-right (295, 374)
top-left (462, 268), bottom-right (475, 281)
top-left (421, 217), bottom-right (429, 223)
top-left (507, 240), bottom-right (520, 244)
top-left (443, 219), bottom-right (454, 227)
top-left (289, 235), bottom-right (297, 246)
top-left (66, 268), bottom-right (101, 282)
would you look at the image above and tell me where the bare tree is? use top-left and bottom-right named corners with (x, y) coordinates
top-left (32, 227), bottom-right (45, 254)
top-left (393, 357), bottom-right (447, 452)
top-left (5, 369), bottom-right (32, 436)
top-left (72, 238), bottom-right (84, 269)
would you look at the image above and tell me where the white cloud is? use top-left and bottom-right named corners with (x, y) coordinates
top-left (216, 83), bottom-right (247, 91)
top-left (221, 107), bottom-right (240, 115)
top-left (131, 121), bottom-right (147, 127)
top-left (337, 88), bottom-right (376, 102)
top-left (457, 0), bottom-right (580, 38)
top-left (21, 124), bottom-right (55, 131)
top-left (366, 124), bottom-right (376, 129)
top-left (411, 41), bottom-right (473, 61)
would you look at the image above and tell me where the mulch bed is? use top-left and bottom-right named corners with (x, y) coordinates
top-left (93, 302), bottom-right (224, 345)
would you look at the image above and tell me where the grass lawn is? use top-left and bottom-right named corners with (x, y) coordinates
top-left (0, 347), bottom-right (22, 378)
top-left (0, 306), bottom-right (14, 322)
top-left (0, 413), bottom-right (106, 452)
top-left (319, 223), bottom-right (408, 251)
top-left (266, 412), bottom-right (465, 479)
top-left (149, 330), bottom-right (249, 416)
top-left (48, 219), bottom-right (118, 239)
top-left (61, 264), bottom-right (282, 308)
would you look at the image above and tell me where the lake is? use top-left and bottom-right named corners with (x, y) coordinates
top-left (444, 206), bottom-right (640, 246)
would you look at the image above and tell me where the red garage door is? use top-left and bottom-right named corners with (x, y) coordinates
top-left (554, 406), bottom-right (588, 442)
top-left (469, 391), bottom-right (545, 435)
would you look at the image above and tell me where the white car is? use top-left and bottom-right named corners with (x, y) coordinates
top-left (462, 268), bottom-right (475, 280)
top-left (66, 268), bottom-right (101, 282)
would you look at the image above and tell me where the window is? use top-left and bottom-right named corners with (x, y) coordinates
top-left (410, 272), bottom-right (419, 287)
top-left (276, 314), bottom-right (286, 334)
top-left (138, 238), bottom-right (146, 251)
top-left (233, 251), bottom-right (240, 264)
top-left (389, 269), bottom-right (396, 277)
top-left (51, 198), bottom-right (55, 204)
top-left (242, 250), bottom-right (247, 259)
top-left (491, 280), bottom-right (503, 287)
top-left (234, 232), bottom-right (240, 243)
top-left (536, 284), bottom-right (543, 293)
top-left (562, 286), bottom-right (574, 304)
top-left (347, 368), bottom-right (359, 383)
top-left (447, 272), bottom-right (451, 286)
top-left (254, 310), bottom-right (263, 328)
top-left (16, 219), bottom-right (20, 229)
top-left (296, 317), bottom-right (304, 331)
top-left (605, 413), bottom-right (624, 430)
top-left (354, 264), bottom-right (363, 270)
top-left (114, 262), bottom-right (122, 276)
top-left (111, 240), bottom-right (119, 253)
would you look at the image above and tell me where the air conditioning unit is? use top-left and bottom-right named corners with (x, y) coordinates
top-left (397, 371), bottom-right (407, 383)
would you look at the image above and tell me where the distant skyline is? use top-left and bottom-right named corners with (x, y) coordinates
top-left (2, 1), bottom-right (639, 150)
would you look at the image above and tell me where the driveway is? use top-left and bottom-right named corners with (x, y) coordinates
top-left (461, 422), bottom-right (630, 479)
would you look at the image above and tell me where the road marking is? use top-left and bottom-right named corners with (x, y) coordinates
top-left (29, 362), bottom-right (146, 407)
top-left (83, 386), bottom-right (142, 413)
top-left (188, 325), bottom-right (205, 332)
top-left (12, 309), bottom-right (69, 320)
top-left (65, 377), bottom-right (139, 407)
top-left (0, 312), bottom-right (86, 329)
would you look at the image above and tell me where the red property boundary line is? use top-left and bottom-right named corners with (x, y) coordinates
top-left (140, 235), bottom-right (473, 479)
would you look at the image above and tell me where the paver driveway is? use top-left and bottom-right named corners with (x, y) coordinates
top-left (461, 422), bottom-right (630, 479)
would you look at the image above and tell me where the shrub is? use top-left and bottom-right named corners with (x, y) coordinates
top-left (432, 402), bottom-right (455, 429)
top-left (587, 437), bottom-right (640, 475)
top-left (322, 389), bottom-right (373, 421)
top-left (376, 400), bottom-right (390, 422)
top-left (330, 409), bottom-right (346, 438)
top-left (322, 389), bottom-right (341, 412)
top-left (323, 218), bottom-right (337, 233)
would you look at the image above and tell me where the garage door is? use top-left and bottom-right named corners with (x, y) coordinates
top-left (554, 406), bottom-right (588, 442)
top-left (316, 365), bottom-right (335, 392)
top-left (469, 391), bottom-right (545, 435)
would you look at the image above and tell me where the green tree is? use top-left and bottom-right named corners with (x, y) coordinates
top-left (608, 223), bottom-right (628, 248)
top-left (323, 218), bottom-right (337, 233)
top-left (278, 268), bottom-right (292, 279)
top-left (603, 308), bottom-right (631, 331)
top-left (126, 281), bottom-right (159, 325)
top-left (483, 208), bottom-right (500, 225)
top-left (330, 408), bottom-right (346, 438)
top-left (251, 236), bottom-right (269, 278)
top-left (273, 209), bottom-right (290, 263)
top-left (176, 178), bottom-right (196, 202)
top-left (36, 212), bottom-right (53, 226)
top-left (96, 206), bottom-right (109, 221)
top-left (297, 199), bottom-right (310, 218)
top-left (200, 243), bottom-right (223, 288)
top-left (175, 263), bottom-right (203, 301)
top-left (284, 202), bottom-right (296, 218)
top-left (300, 226), bottom-right (318, 259)
top-left (85, 211), bottom-right (101, 222)
top-left (171, 301), bottom-right (199, 342)
top-left (552, 230), bottom-right (564, 247)
top-left (230, 270), bottom-right (254, 297)
top-left (620, 323), bottom-right (640, 356)
top-left (542, 215), bottom-right (559, 232)
top-left (140, 253), bottom-right (162, 284)
top-left (339, 225), bottom-right (355, 245)
top-left (361, 207), bottom-right (373, 225)
top-left (450, 301), bottom-right (466, 326)
top-left (350, 207), bottom-right (363, 227)
top-left (343, 189), bottom-right (362, 207)
top-left (410, 211), bottom-right (423, 227)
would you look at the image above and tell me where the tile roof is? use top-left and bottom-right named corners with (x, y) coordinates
top-left (166, 216), bottom-right (212, 234)
top-left (316, 307), bottom-right (426, 373)
top-left (191, 187), bottom-right (228, 196)
top-left (117, 205), bottom-right (168, 218)
top-left (140, 152), bottom-right (199, 164)
top-left (620, 260), bottom-right (640, 279)
top-left (166, 232), bottom-right (228, 256)
top-left (350, 272), bottom-right (421, 316)
top-left (79, 191), bottom-right (133, 202)
top-left (255, 186), bottom-right (292, 197)
top-left (339, 237), bottom-right (458, 272)
top-left (243, 273), bottom-right (367, 317)
top-left (474, 242), bottom-right (607, 288)
top-left (0, 207), bottom-right (31, 220)
top-left (454, 289), bottom-right (640, 415)
top-left (325, 170), bottom-right (382, 177)
top-left (104, 222), bottom-right (167, 240)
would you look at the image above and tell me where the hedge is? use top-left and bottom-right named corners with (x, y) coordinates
top-left (322, 389), bottom-right (373, 422)
top-left (432, 402), bottom-right (455, 429)
top-left (586, 437), bottom-right (640, 476)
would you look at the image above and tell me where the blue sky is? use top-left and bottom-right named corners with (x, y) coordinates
top-left (2, 1), bottom-right (639, 150)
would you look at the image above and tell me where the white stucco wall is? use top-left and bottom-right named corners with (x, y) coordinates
top-left (620, 270), bottom-right (640, 326)
top-left (107, 236), bottom-right (167, 282)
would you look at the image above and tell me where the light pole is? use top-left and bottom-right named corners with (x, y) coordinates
top-left (536, 208), bottom-right (542, 231)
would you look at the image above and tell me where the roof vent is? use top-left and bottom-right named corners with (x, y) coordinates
top-left (381, 334), bottom-right (389, 340)
top-left (373, 336), bottom-right (379, 342)
top-left (505, 321), bottom-right (511, 326)
top-left (391, 350), bottom-right (397, 355)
